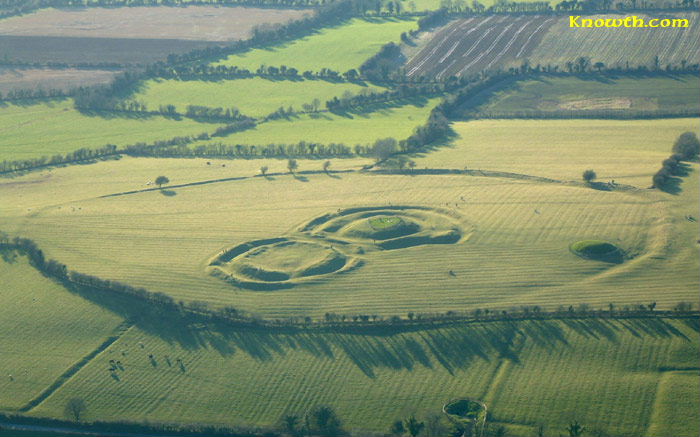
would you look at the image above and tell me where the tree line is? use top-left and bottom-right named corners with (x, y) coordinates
top-left (2, 231), bottom-right (695, 333)
top-left (652, 131), bottom-right (699, 190)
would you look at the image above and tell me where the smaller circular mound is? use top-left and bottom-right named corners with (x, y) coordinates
top-left (443, 399), bottom-right (486, 434)
top-left (571, 240), bottom-right (624, 263)
top-left (345, 215), bottom-right (421, 241)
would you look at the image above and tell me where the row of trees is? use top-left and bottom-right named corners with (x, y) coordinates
top-left (652, 132), bottom-right (699, 189)
top-left (3, 230), bottom-right (694, 332)
top-left (125, 140), bottom-right (359, 159)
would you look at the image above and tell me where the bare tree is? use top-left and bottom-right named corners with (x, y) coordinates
top-left (64, 398), bottom-right (87, 422)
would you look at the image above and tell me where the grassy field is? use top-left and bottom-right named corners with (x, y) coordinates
top-left (471, 75), bottom-right (700, 116)
top-left (213, 17), bottom-right (417, 73)
top-left (1, 154), bottom-right (696, 319)
top-left (190, 97), bottom-right (440, 147)
top-left (130, 77), bottom-right (385, 118)
top-left (0, 100), bottom-right (223, 161)
top-left (416, 118), bottom-right (699, 188)
top-left (0, 253), bottom-right (124, 411)
top-left (25, 317), bottom-right (699, 436)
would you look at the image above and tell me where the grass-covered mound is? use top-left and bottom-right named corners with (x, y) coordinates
top-left (443, 399), bottom-right (487, 435)
top-left (208, 239), bottom-right (358, 290)
top-left (301, 206), bottom-right (467, 250)
top-left (570, 240), bottom-right (624, 263)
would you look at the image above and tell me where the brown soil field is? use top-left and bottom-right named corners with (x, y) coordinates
top-left (0, 35), bottom-right (221, 65)
top-left (0, 67), bottom-right (118, 93)
top-left (0, 6), bottom-right (312, 41)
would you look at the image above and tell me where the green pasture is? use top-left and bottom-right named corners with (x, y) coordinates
top-left (212, 17), bottom-right (417, 73)
top-left (191, 97), bottom-right (440, 147)
top-left (0, 253), bottom-right (123, 411)
top-left (473, 75), bottom-right (700, 115)
top-left (1, 159), bottom-right (696, 319)
top-left (28, 317), bottom-right (699, 436)
top-left (0, 100), bottom-right (223, 161)
top-left (130, 77), bottom-right (385, 118)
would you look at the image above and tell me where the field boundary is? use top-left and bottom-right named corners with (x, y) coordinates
top-left (18, 321), bottom-right (134, 413)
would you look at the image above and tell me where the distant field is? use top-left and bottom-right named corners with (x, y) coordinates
top-left (0, 67), bottom-right (118, 93)
top-left (405, 12), bottom-right (699, 78)
top-left (528, 12), bottom-right (700, 69)
top-left (0, 254), bottom-right (123, 411)
top-left (0, 100), bottom-right (223, 161)
top-left (0, 35), bottom-right (219, 65)
top-left (405, 15), bottom-right (557, 79)
top-left (131, 77), bottom-right (385, 117)
top-left (213, 17), bottom-right (417, 72)
top-left (415, 118), bottom-right (698, 187)
top-left (26, 317), bottom-right (699, 436)
top-left (468, 75), bottom-right (700, 116)
top-left (0, 6), bottom-right (310, 41)
top-left (191, 97), bottom-right (440, 146)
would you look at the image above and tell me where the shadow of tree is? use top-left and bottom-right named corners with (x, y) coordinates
top-left (40, 272), bottom-right (699, 379)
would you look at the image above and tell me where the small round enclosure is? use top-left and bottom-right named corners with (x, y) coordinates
top-left (570, 240), bottom-right (624, 263)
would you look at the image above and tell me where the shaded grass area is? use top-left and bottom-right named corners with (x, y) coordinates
top-left (25, 290), bottom-right (699, 436)
top-left (130, 77), bottom-right (385, 118)
top-left (190, 97), bottom-right (440, 147)
top-left (0, 100), bottom-right (224, 161)
top-left (212, 17), bottom-right (417, 73)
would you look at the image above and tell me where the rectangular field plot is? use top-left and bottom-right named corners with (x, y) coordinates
top-left (0, 254), bottom-right (124, 411)
top-left (213, 18), bottom-right (417, 73)
top-left (0, 6), bottom-right (310, 41)
top-left (528, 12), bottom-right (700, 69)
top-left (405, 15), bottom-right (557, 79)
top-left (416, 118), bottom-right (699, 188)
top-left (647, 370), bottom-right (700, 437)
top-left (27, 318), bottom-right (699, 435)
top-left (468, 75), bottom-right (700, 117)
top-left (0, 67), bottom-right (118, 93)
top-left (0, 100), bottom-right (224, 161)
top-left (190, 97), bottom-right (440, 147)
top-left (130, 78), bottom-right (385, 118)
top-left (405, 12), bottom-right (699, 79)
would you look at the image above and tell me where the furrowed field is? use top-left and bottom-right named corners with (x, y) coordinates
top-left (0, 100), bottom-right (223, 161)
top-left (130, 77), bottom-right (385, 117)
top-left (0, 68), bottom-right (118, 94)
top-left (213, 17), bottom-right (417, 72)
top-left (405, 12), bottom-right (700, 79)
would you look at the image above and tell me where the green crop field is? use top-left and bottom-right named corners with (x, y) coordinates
top-left (0, 100), bottom-right (223, 161)
top-left (471, 75), bottom-right (700, 116)
top-left (212, 17), bottom-right (417, 73)
top-left (23, 316), bottom-right (698, 435)
top-left (0, 253), bottom-right (124, 411)
top-left (190, 97), bottom-right (440, 147)
top-left (130, 77), bottom-right (385, 118)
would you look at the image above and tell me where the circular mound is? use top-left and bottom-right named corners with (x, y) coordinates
top-left (300, 206), bottom-right (468, 250)
top-left (443, 399), bottom-right (487, 434)
top-left (571, 240), bottom-right (624, 263)
top-left (208, 239), bottom-right (358, 290)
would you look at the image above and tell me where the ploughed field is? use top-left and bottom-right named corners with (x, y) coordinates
top-left (405, 12), bottom-right (699, 79)
top-left (0, 6), bottom-right (311, 65)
